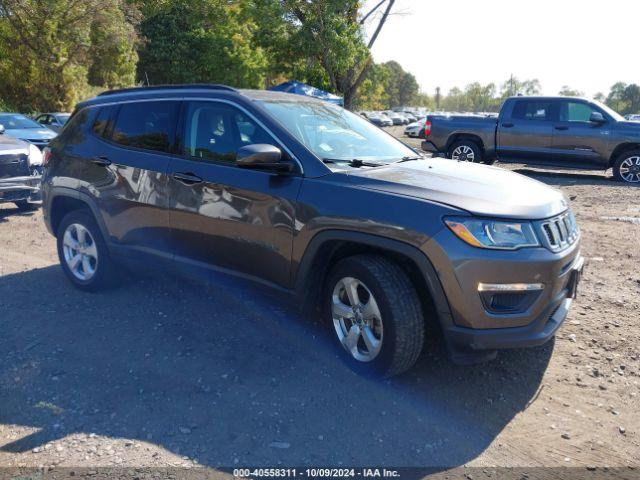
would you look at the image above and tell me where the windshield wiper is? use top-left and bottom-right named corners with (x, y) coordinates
top-left (395, 155), bottom-right (424, 163)
top-left (322, 158), bottom-right (384, 168)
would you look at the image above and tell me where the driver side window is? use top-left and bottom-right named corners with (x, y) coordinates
top-left (560, 102), bottom-right (596, 122)
top-left (182, 102), bottom-right (274, 164)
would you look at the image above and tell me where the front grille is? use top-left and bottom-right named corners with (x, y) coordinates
top-left (539, 211), bottom-right (579, 252)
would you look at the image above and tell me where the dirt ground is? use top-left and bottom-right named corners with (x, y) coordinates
top-left (0, 127), bottom-right (638, 474)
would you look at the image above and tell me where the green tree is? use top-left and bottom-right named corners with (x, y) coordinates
top-left (559, 85), bottom-right (584, 97)
top-left (622, 84), bottom-right (640, 114)
top-left (278, 0), bottom-right (396, 109)
top-left (137, 0), bottom-right (267, 88)
top-left (606, 82), bottom-right (627, 112)
top-left (383, 60), bottom-right (419, 107)
top-left (352, 63), bottom-right (391, 110)
top-left (0, 0), bottom-right (138, 111)
top-left (500, 76), bottom-right (541, 97)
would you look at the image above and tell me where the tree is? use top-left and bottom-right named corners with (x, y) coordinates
top-left (137, 0), bottom-right (267, 88)
top-left (500, 76), bottom-right (541, 97)
top-left (559, 86), bottom-right (584, 97)
top-left (0, 0), bottom-right (138, 111)
top-left (622, 84), bottom-right (640, 114)
top-left (606, 82), bottom-right (627, 112)
top-left (279, 0), bottom-right (396, 109)
top-left (383, 60), bottom-right (419, 107)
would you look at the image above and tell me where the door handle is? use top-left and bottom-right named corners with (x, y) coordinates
top-left (91, 156), bottom-right (111, 167)
top-left (554, 125), bottom-right (569, 131)
top-left (173, 172), bottom-right (203, 185)
top-left (502, 122), bottom-right (514, 128)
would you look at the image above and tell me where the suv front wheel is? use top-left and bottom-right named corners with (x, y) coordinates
top-left (325, 254), bottom-right (425, 377)
top-left (56, 210), bottom-right (117, 291)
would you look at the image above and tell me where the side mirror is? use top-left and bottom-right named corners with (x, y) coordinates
top-left (589, 112), bottom-right (606, 124)
top-left (236, 144), bottom-right (293, 173)
top-left (0, 124), bottom-right (4, 134)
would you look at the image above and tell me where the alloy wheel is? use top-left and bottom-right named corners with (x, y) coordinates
top-left (451, 145), bottom-right (475, 162)
top-left (62, 223), bottom-right (99, 281)
top-left (331, 277), bottom-right (383, 362)
top-left (619, 156), bottom-right (640, 183)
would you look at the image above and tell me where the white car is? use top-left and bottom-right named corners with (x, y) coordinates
top-left (404, 118), bottom-right (426, 138)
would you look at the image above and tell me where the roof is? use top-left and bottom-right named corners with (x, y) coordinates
top-left (77, 84), bottom-right (331, 109)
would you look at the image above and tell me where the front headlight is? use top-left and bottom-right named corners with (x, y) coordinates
top-left (444, 216), bottom-right (540, 250)
top-left (27, 143), bottom-right (43, 166)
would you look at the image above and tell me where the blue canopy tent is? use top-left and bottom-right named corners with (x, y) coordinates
top-left (268, 81), bottom-right (344, 106)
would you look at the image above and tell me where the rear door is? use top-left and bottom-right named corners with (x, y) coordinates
top-left (85, 99), bottom-right (180, 258)
top-left (497, 99), bottom-right (555, 161)
top-left (550, 99), bottom-right (610, 167)
top-left (167, 100), bottom-right (302, 288)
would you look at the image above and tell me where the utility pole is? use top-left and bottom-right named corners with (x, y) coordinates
top-left (435, 87), bottom-right (441, 109)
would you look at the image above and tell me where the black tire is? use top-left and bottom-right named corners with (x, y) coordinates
top-left (56, 209), bottom-right (118, 292)
top-left (612, 150), bottom-right (640, 184)
top-left (324, 254), bottom-right (425, 378)
top-left (447, 140), bottom-right (483, 163)
top-left (14, 200), bottom-right (39, 211)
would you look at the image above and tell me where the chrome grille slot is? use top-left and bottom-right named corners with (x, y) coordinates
top-left (539, 211), bottom-right (579, 252)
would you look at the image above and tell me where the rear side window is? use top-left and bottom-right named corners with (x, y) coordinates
top-left (92, 106), bottom-right (117, 138)
top-left (512, 100), bottom-right (553, 121)
top-left (111, 101), bottom-right (180, 153)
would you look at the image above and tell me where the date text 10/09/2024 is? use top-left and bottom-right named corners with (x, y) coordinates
top-left (233, 468), bottom-right (401, 478)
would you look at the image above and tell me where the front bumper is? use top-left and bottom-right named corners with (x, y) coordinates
top-left (0, 172), bottom-right (42, 203)
top-left (423, 226), bottom-right (583, 356)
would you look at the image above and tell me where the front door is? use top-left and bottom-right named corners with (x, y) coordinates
top-left (497, 98), bottom-right (555, 162)
top-left (550, 100), bottom-right (610, 168)
top-left (167, 100), bottom-right (302, 288)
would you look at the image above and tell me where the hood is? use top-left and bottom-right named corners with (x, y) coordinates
top-left (346, 158), bottom-right (569, 219)
top-left (4, 128), bottom-right (57, 140)
top-left (0, 133), bottom-right (30, 154)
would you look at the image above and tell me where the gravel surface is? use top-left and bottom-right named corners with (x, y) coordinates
top-left (0, 128), bottom-right (638, 472)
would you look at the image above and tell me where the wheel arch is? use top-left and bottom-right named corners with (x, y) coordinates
top-left (609, 142), bottom-right (640, 167)
top-left (446, 133), bottom-right (486, 154)
top-left (48, 189), bottom-right (109, 242)
top-left (294, 230), bottom-right (453, 329)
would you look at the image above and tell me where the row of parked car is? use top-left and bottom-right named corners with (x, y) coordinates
top-left (358, 109), bottom-right (426, 127)
top-left (0, 111), bottom-right (69, 210)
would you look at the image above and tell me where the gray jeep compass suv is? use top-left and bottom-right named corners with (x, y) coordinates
top-left (41, 85), bottom-right (584, 377)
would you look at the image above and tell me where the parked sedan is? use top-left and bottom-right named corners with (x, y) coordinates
top-left (0, 113), bottom-right (57, 149)
top-left (383, 111), bottom-right (407, 125)
top-left (0, 124), bottom-right (42, 210)
top-left (404, 117), bottom-right (427, 138)
top-left (35, 112), bottom-right (71, 133)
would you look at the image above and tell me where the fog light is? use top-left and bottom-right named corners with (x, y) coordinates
top-left (478, 283), bottom-right (544, 292)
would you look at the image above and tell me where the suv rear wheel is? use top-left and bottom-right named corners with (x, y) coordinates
top-left (613, 150), bottom-right (640, 183)
top-left (56, 210), bottom-right (117, 291)
top-left (324, 254), bottom-right (425, 377)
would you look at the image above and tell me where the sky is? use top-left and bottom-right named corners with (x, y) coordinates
top-left (363, 0), bottom-right (639, 97)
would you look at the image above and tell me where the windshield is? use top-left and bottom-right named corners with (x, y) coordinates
top-left (593, 101), bottom-right (625, 122)
top-left (56, 114), bottom-right (71, 124)
top-left (259, 100), bottom-right (416, 164)
top-left (0, 114), bottom-right (42, 129)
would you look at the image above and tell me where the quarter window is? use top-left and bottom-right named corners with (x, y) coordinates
top-left (111, 101), bottom-right (180, 153)
top-left (512, 100), bottom-right (553, 121)
top-left (92, 106), bottom-right (117, 138)
top-left (182, 102), bottom-right (274, 163)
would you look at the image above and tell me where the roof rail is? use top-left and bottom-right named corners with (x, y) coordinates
top-left (98, 84), bottom-right (238, 97)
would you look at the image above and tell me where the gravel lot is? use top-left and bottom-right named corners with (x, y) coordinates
top-left (0, 127), bottom-right (638, 473)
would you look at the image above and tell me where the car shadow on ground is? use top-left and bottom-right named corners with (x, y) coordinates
top-left (0, 205), bottom-right (39, 223)
top-left (0, 265), bottom-right (553, 468)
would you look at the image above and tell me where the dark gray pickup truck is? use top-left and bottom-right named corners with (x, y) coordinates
top-left (421, 96), bottom-right (640, 183)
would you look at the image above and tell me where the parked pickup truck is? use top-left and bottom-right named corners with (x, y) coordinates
top-left (421, 96), bottom-right (640, 183)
